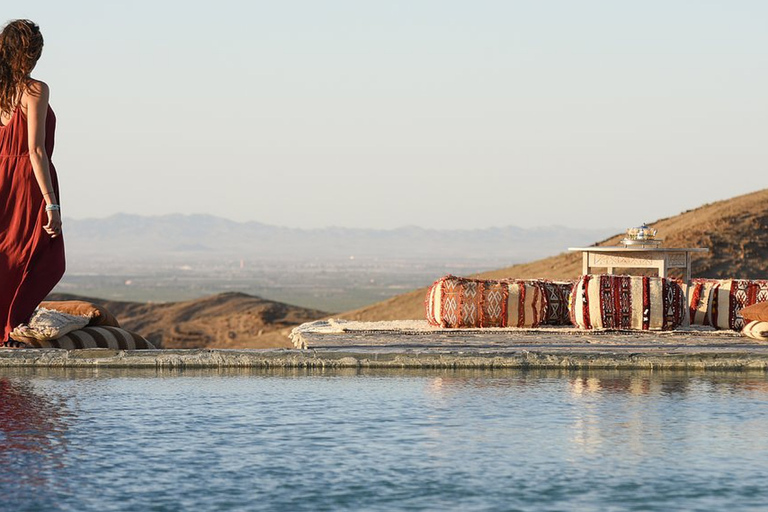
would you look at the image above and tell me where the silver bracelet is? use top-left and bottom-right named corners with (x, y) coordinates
top-left (45, 204), bottom-right (61, 212)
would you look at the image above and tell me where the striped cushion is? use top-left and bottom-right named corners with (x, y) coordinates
top-left (689, 279), bottom-right (768, 330)
top-left (742, 321), bottom-right (768, 341)
top-left (570, 275), bottom-right (685, 331)
top-left (688, 279), bottom-right (718, 326)
top-left (426, 275), bottom-right (547, 328)
top-left (26, 327), bottom-right (156, 349)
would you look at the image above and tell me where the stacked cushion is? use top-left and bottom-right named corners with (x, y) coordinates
top-left (570, 274), bottom-right (686, 331)
top-left (426, 275), bottom-right (548, 328)
top-left (688, 279), bottom-right (768, 330)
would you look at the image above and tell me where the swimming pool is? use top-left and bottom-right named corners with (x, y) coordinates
top-left (3, 368), bottom-right (768, 511)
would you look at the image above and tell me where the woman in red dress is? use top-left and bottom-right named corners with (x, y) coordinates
top-left (0, 20), bottom-right (65, 347)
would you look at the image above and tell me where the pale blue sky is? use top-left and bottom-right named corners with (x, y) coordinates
top-left (11, 1), bottom-right (768, 229)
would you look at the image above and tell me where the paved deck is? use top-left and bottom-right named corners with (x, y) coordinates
top-left (1, 320), bottom-right (767, 371)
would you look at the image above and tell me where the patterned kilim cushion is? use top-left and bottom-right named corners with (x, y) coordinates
top-left (689, 279), bottom-right (768, 330)
top-left (688, 279), bottom-right (718, 327)
top-left (537, 280), bottom-right (575, 326)
top-left (742, 321), bottom-right (768, 341)
top-left (24, 327), bottom-right (156, 349)
top-left (569, 274), bottom-right (685, 331)
top-left (425, 275), bottom-right (547, 328)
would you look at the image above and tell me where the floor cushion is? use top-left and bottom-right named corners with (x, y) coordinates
top-left (10, 308), bottom-right (90, 344)
top-left (739, 301), bottom-right (768, 323)
top-left (570, 274), bottom-right (686, 331)
top-left (537, 280), bottom-right (575, 326)
top-left (40, 300), bottom-right (120, 327)
top-left (25, 326), bottom-right (156, 349)
top-left (742, 321), bottom-right (768, 341)
top-left (687, 279), bottom-right (718, 327)
top-left (426, 275), bottom-right (547, 328)
top-left (689, 279), bottom-right (768, 330)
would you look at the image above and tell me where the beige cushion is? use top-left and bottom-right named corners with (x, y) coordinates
top-left (11, 308), bottom-right (90, 343)
top-left (742, 321), bottom-right (768, 341)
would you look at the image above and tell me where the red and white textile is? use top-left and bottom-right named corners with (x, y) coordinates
top-left (425, 275), bottom-right (547, 328)
top-left (569, 274), bottom-right (685, 331)
top-left (689, 278), bottom-right (768, 330)
top-left (536, 280), bottom-right (575, 326)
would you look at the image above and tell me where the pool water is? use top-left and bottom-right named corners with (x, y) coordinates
top-left (2, 368), bottom-right (768, 511)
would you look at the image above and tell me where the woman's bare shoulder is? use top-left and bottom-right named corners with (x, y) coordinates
top-left (23, 79), bottom-right (50, 105)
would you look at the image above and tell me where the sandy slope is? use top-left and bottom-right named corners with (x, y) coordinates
top-left (47, 291), bottom-right (327, 349)
top-left (337, 188), bottom-right (768, 322)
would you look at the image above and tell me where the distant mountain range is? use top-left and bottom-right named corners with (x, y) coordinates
top-left (63, 213), bottom-right (617, 265)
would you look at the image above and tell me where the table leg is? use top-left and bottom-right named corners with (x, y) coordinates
top-left (684, 252), bottom-right (692, 326)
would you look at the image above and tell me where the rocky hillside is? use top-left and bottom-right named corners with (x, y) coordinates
top-left (338, 188), bottom-right (768, 321)
top-left (47, 292), bottom-right (327, 349)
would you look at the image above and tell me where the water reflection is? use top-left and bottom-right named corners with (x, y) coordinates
top-left (418, 369), bottom-right (768, 462)
top-left (417, 369), bottom-right (768, 397)
top-left (2, 366), bottom-right (767, 390)
top-left (0, 376), bottom-right (72, 502)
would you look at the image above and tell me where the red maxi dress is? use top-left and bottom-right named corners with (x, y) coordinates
top-left (0, 105), bottom-right (65, 341)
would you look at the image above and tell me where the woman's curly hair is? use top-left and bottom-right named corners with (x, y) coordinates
top-left (0, 20), bottom-right (43, 116)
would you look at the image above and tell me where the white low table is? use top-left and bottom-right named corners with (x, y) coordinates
top-left (567, 246), bottom-right (709, 284)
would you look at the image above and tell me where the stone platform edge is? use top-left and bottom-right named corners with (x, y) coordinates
top-left (1, 348), bottom-right (768, 371)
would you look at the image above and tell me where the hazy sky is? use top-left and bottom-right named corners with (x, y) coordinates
top-left (11, 1), bottom-right (768, 229)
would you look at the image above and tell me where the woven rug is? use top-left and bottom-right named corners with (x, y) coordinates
top-left (289, 319), bottom-right (733, 349)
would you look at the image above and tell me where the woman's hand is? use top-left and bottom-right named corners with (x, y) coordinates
top-left (44, 208), bottom-right (62, 237)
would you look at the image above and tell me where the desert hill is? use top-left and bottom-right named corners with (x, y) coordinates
top-left (338, 189), bottom-right (768, 321)
top-left (47, 292), bottom-right (327, 349)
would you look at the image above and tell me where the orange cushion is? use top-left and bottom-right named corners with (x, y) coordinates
top-left (40, 301), bottom-right (120, 327)
top-left (740, 301), bottom-right (768, 323)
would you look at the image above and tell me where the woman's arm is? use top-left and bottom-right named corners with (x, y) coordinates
top-left (25, 80), bottom-right (62, 238)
